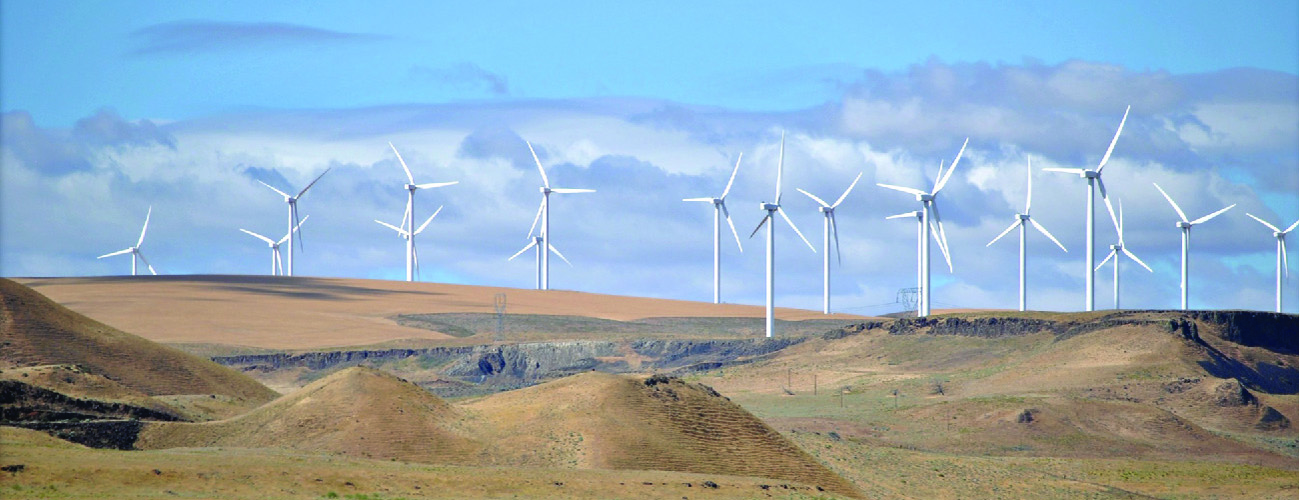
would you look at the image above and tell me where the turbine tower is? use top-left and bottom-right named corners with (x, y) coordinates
top-left (683, 153), bottom-right (745, 304)
top-left (258, 168), bottom-right (330, 277)
top-left (748, 131), bottom-right (816, 337)
top-left (1152, 183), bottom-right (1235, 310)
top-left (987, 156), bottom-right (1068, 311)
top-left (525, 140), bottom-right (594, 290)
top-left (508, 229), bottom-right (573, 290)
top-left (1044, 106), bottom-right (1130, 311)
top-left (389, 142), bottom-right (458, 282)
top-left (1096, 199), bottom-right (1152, 309)
top-left (797, 171), bottom-right (863, 314)
top-left (240, 215), bottom-right (309, 276)
top-left (375, 206), bottom-right (442, 281)
top-left (1245, 213), bottom-right (1298, 312)
top-left (97, 206), bottom-right (157, 276)
top-left (878, 138), bottom-right (968, 317)
top-left (886, 210), bottom-right (924, 312)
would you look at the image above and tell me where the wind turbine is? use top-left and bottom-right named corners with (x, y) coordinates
top-left (749, 131), bottom-right (816, 337)
top-left (258, 168), bottom-right (331, 277)
top-left (1152, 183), bottom-right (1235, 310)
top-left (525, 140), bottom-right (594, 290)
top-left (240, 216), bottom-right (309, 276)
top-left (683, 154), bottom-right (745, 304)
top-left (1245, 213), bottom-right (1298, 313)
top-left (986, 156), bottom-right (1068, 311)
top-left (1044, 106), bottom-right (1130, 311)
top-left (389, 142), bottom-right (458, 282)
top-left (797, 172), bottom-right (862, 314)
top-left (878, 138), bottom-right (968, 317)
top-left (1096, 199), bottom-right (1152, 309)
top-left (376, 206), bottom-right (442, 281)
top-left (508, 228), bottom-right (573, 290)
top-left (97, 206), bottom-right (157, 276)
top-left (886, 210), bottom-right (924, 312)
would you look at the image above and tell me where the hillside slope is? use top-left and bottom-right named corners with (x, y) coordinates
top-left (0, 278), bottom-right (276, 405)
top-left (137, 366), bottom-right (478, 463)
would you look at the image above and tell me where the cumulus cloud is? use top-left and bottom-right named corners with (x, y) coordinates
top-left (2, 59), bottom-right (1296, 314)
top-left (129, 21), bottom-right (386, 55)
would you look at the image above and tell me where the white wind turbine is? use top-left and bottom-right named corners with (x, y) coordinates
top-left (1096, 199), bottom-right (1152, 309)
top-left (885, 209), bottom-right (924, 311)
top-left (508, 228), bottom-right (573, 290)
top-left (376, 205), bottom-right (442, 281)
top-left (240, 216), bottom-right (309, 276)
top-left (258, 168), bottom-right (331, 277)
top-left (987, 156), bottom-right (1068, 311)
top-left (797, 172), bottom-right (862, 314)
top-left (1245, 213), bottom-right (1298, 313)
top-left (878, 138), bottom-right (968, 317)
top-left (389, 142), bottom-right (458, 282)
top-left (749, 131), bottom-right (817, 337)
top-left (1044, 106), bottom-right (1130, 311)
top-left (525, 140), bottom-right (594, 290)
top-left (97, 206), bottom-right (157, 276)
top-left (683, 154), bottom-right (745, 304)
top-left (1152, 183), bottom-right (1235, 310)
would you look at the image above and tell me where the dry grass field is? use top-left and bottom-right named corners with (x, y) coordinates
top-left (3, 276), bottom-right (1297, 499)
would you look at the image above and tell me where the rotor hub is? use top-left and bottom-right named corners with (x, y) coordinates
top-left (540, 186), bottom-right (551, 194)
top-left (1177, 221), bottom-right (1192, 229)
top-left (917, 193), bottom-right (934, 202)
top-left (1084, 170), bottom-right (1099, 179)
top-left (1018, 214), bottom-right (1031, 221)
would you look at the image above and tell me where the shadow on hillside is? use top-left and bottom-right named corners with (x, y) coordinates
top-left (1196, 338), bottom-right (1298, 394)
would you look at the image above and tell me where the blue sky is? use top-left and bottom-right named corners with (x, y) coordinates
top-left (3, 1), bottom-right (1298, 314)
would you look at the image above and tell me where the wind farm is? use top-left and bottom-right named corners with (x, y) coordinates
top-left (4, 4), bottom-right (1297, 500)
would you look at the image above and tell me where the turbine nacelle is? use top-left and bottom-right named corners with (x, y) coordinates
top-left (917, 193), bottom-right (934, 202)
top-left (540, 186), bottom-right (551, 195)
top-left (819, 206), bottom-right (833, 214)
top-left (760, 202), bottom-right (779, 211)
top-left (1018, 213), bottom-right (1031, 222)
top-left (1177, 221), bottom-right (1192, 229)
top-left (1082, 170), bottom-right (1100, 179)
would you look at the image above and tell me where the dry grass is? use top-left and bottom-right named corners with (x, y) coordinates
top-left (13, 276), bottom-right (875, 349)
top-left (0, 279), bottom-right (277, 408)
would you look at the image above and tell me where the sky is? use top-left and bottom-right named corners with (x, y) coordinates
top-left (3, 1), bottom-right (1298, 314)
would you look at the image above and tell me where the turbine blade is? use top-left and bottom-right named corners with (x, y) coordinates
top-left (293, 206), bottom-right (306, 251)
top-left (375, 220), bottom-right (406, 235)
top-left (98, 248), bottom-right (133, 259)
top-left (1025, 156), bottom-right (1033, 213)
top-left (415, 206), bottom-right (442, 234)
top-left (296, 167), bottom-right (331, 198)
top-left (749, 214), bottom-right (770, 239)
top-left (832, 172), bottom-right (863, 208)
top-left (1031, 218), bottom-right (1068, 252)
top-left (1283, 238), bottom-right (1290, 278)
top-left (401, 199), bottom-right (411, 232)
top-left (722, 202), bottom-right (743, 252)
top-left (987, 220), bottom-right (1019, 247)
top-left (876, 183), bottom-right (927, 197)
top-left (508, 239), bottom-right (539, 261)
top-left (1152, 183), bottom-right (1189, 222)
top-left (1122, 247), bottom-right (1153, 272)
top-left (775, 131), bottom-right (785, 203)
top-left (1100, 180), bottom-right (1120, 235)
top-left (275, 250), bottom-right (283, 274)
top-left (930, 219), bottom-right (953, 273)
top-left (1287, 221), bottom-right (1300, 234)
top-left (548, 244), bottom-right (574, 267)
top-left (933, 138), bottom-right (968, 194)
top-left (550, 188), bottom-right (595, 194)
top-left (721, 152), bottom-right (742, 199)
top-left (137, 252), bottom-right (157, 275)
top-left (682, 197), bottom-right (714, 202)
top-left (240, 228), bottom-right (276, 245)
top-left (390, 142), bottom-right (415, 184)
top-left (1246, 213), bottom-right (1281, 233)
top-left (136, 206), bottom-right (152, 248)
top-left (527, 197), bottom-right (546, 238)
top-left (1096, 249), bottom-right (1116, 271)
top-left (778, 207), bottom-right (816, 252)
top-left (1191, 204), bottom-right (1235, 225)
top-left (1097, 105), bottom-right (1130, 173)
top-left (258, 180), bottom-right (290, 198)
top-left (886, 212), bottom-right (917, 220)
top-left (797, 188), bottom-right (831, 208)
top-left (413, 242), bottom-right (420, 278)
top-left (1042, 167), bottom-right (1085, 175)
top-left (415, 181), bottom-right (458, 190)
top-left (831, 214), bottom-right (842, 265)
top-left (527, 141), bottom-right (550, 188)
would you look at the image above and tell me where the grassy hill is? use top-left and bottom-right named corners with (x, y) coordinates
top-left (0, 278), bottom-right (277, 410)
